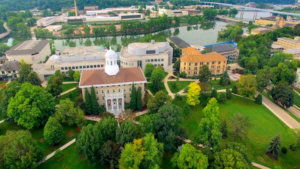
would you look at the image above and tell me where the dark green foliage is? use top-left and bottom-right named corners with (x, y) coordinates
top-left (217, 93), bottom-right (227, 103)
top-left (266, 135), bottom-right (281, 160)
top-left (214, 149), bottom-right (251, 169)
top-left (270, 83), bottom-right (294, 108)
top-left (150, 66), bottom-right (165, 93)
top-left (7, 83), bottom-right (55, 129)
top-left (136, 87), bottom-right (143, 111)
top-left (0, 21), bottom-right (6, 33)
top-left (232, 85), bottom-right (238, 94)
top-left (173, 60), bottom-right (180, 72)
top-left (199, 92), bottom-right (211, 106)
top-left (47, 70), bottom-right (64, 97)
top-left (0, 81), bottom-right (21, 118)
top-left (116, 121), bottom-right (140, 146)
top-left (221, 120), bottom-right (228, 139)
top-left (226, 142), bottom-right (251, 165)
top-left (84, 89), bottom-right (92, 115)
top-left (219, 71), bottom-right (230, 86)
top-left (255, 94), bottom-right (263, 105)
top-left (90, 87), bottom-right (99, 115)
top-left (18, 62), bottom-right (41, 86)
top-left (281, 147), bottom-right (287, 154)
top-left (147, 90), bottom-right (171, 113)
top-left (129, 84), bottom-right (137, 110)
top-left (0, 130), bottom-right (43, 169)
top-left (211, 89), bottom-right (217, 98)
top-left (43, 117), bottom-right (64, 145)
top-left (27, 72), bottom-right (41, 86)
top-left (68, 69), bottom-right (75, 80)
top-left (144, 63), bottom-right (155, 79)
top-left (199, 65), bottom-right (211, 83)
top-left (100, 140), bottom-right (121, 169)
top-left (183, 103), bottom-right (191, 115)
top-left (226, 88), bottom-right (232, 99)
top-left (289, 144), bottom-right (296, 151)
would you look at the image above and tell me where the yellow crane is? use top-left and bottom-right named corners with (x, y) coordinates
top-left (74, 0), bottom-right (78, 16)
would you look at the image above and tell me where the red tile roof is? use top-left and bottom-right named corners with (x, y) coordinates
top-left (79, 67), bottom-right (146, 87)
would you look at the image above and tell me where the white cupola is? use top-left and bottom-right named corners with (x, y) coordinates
top-left (105, 48), bottom-right (119, 76)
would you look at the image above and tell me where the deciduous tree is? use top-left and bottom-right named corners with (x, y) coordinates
top-left (144, 63), bottom-right (155, 79)
top-left (116, 121), bottom-right (140, 146)
top-left (231, 113), bottom-right (250, 140)
top-left (270, 83), bottom-right (294, 108)
top-left (186, 82), bottom-right (201, 106)
top-left (199, 65), bottom-right (211, 83)
top-left (44, 117), bottom-right (64, 145)
top-left (150, 66), bottom-right (165, 93)
top-left (214, 149), bottom-right (251, 169)
top-left (236, 74), bottom-right (257, 98)
top-left (147, 90), bottom-right (171, 113)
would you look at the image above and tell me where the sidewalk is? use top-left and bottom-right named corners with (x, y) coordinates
top-left (262, 96), bottom-right (300, 129)
top-left (59, 87), bottom-right (76, 97)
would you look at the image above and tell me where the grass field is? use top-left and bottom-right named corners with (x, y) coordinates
top-left (167, 81), bottom-right (192, 93)
top-left (38, 144), bottom-right (106, 169)
top-left (210, 80), bottom-right (236, 90)
top-left (62, 83), bottom-right (78, 92)
top-left (61, 88), bottom-right (79, 102)
top-left (173, 95), bottom-right (300, 169)
top-left (0, 121), bottom-right (80, 155)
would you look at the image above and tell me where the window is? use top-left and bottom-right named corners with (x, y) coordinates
top-left (212, 61), bottom-right (215, 64)
top-left (154, 59), bottom-right (157, 62)
top-left (218, 61), bottom-right (221, 64)
top-left (207, 62), bottom-right (209, 65)
top-left (79, 66), bottom-right (82, 69)
top-left (119, 89), bottom-right (121, 92)
top-left (113, 89), bottom-right (115, 93)
top-left (83, 66), bottom-right (86, 68)
top-left (161, 59), bottom-right (164, 61)
top-left (72, 67), bottom-right (75, 69)
top-left (200, 62), bottom-right (203, 65)
top-left (90, 65), bottom-right (93, 68)
top-left (107, 90), bottom-right (109, 93)
top-left (195, 63), bottom-right (198, 66)
top-left (87, 66), bottom-right (89, 68)
top-left (97, 65), bottom-right (100, 68)
top-left (102, 90), bottom-right (104, 93)
top-left (146, 50), bottom-right (155, 54)
top-left (189, 63), bottom-right (191, 66)
top-left (76, 66), bottom-right (78, 69)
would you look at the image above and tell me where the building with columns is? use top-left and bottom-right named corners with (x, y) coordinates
top-left (79, 49), bottom-right (147, 116)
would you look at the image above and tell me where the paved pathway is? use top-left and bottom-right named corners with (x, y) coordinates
top-left (85, 115), bottom-right (101, 122)
top-left (262, 96), bottom-right (300, 129)
top-left (164, 72), bottom-right (176, 99)
top-left (59, 87), bottom-right (76, 97)
top-left (252, 162), bottom-right (270, 169)
top-left (287, 106), bottom-right (300, 119)
top-left (63, 81), bottom-right (77, 84)
top-left (0, 118), bottom-right (7, 124)
top-left (0, 23), bottom-right (11, 39)
top-left (40, 138), bottom-right (76, 164)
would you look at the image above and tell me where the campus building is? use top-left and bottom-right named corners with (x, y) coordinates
top-left (205, 43), bottom-right (239, 62)
top-left (120, 41), bottom-right (173, 71)
top-left (79, 49), bottom-right (147, 116)
top-left (32, 46), bottom-right (106, 81)
top-left (0, 61), bottom-right (20, 80)
top-left (180, 47), bottom-right (227, 76)
top-left (255, 16), bottom-right (299, 28)
top-left (5, 40), bottom-right (50, 64)
top-left (274, 37), bottom-right (300, 49)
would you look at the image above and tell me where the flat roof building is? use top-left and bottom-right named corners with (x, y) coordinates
top-left (180, 47), bottom-right (227, 76)
top-left (120, 41), bottom-right (173, 71)
top-left (6, 40), bottom-right (50, 64)
top-left (33, 46), bottom-right (107, 80)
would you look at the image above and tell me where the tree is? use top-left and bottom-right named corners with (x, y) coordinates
top-left (152, 103), bottom-right (183, 152)
top-left (117, 121), bottom-right (140, 146)
top-left (214, 149), bottom-right (251, 169)
top-left (0, 43), bottom-right (9, 56)
top-left (256, 67), bottom-right (272, 92)
top-left (139, 114), bottom-right (155, 134)
top-left (136, 87), bottom-right (143, 111)
top-left (0, 81), bottom-right (21, 118)
top-left (173, 60), bottom-right (180, 72)
top-left (76, 117), bottom-right (118, 164)
top-left (231, 113), bottom-right (250, 140)
top-left (147, 90), bottom-right (171, 113)
top-left (68, 69), bottom-right (75, 80)
top-left (27, 72), bottom-right (41, 86)
top-left (44, 117), bottom-right (64, 145)
top-left (83, 25), bottom-right (90, 35)
top-left (226, 142), bottom-right (251, 165)
top-left (271, 63), bottom-right (296, 85)
top-left (203, 8), bottom-right (217, 20)
top-left (119, 133), bottom-right (163, 169)
top-left (172, 143), bottom-right (208, 169)
top-left (270, 83), bottom-right (294, 108)
top-left (73, 71), bottom-right (80, 82)
top-left (217, 92), bottom-right (227, 103)
top-left (144, 63), bottom-right (155, 79)
top-left (7, 83), bottom-right (55, 129)
top-left (90, 86), bottom-right (99, 114)
top-left (232, 84), bottom-right (238, 94)
top-left (218, 24), bottom-right (243, 42)
top-left (18, 61), bottom-right (41, 85)
top-left (186, 82), bottom-right (201, 106)
top-left (197, 98), bottom-right (222, 151)
top-left (84, 88), bottom-right (92, 114)
top-left (150, 66), bottom-right (165, 93)
top-left (47, 70), bottom-right (64, 97)
top-left (221, 120), bottom-right (228, 139)
top-left (130, 84), bottom-right (137, 110)
top-left (219, 71), bottom-right (230, 86)
top-left (266, 135), bottom-right (281, 160)
top-left (55, 99), bottom-right (86, 127)
top-left (1, 131), bottom-right (43, 169)
top-left (199, 65), bottom-right (211, 83)
top-left (255, 94), bottom-right (262, 105)
top-left (100, 141), bottom-right (121, 169)
top-left (226, 88), bottom-right (232, 99)
top-left (236, 74), bottom-right (257, 98)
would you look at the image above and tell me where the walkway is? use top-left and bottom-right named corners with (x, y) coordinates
top-left (59, 87), bottom-right (76, 97)
top-left (40, 138), bottom-right (76, 164)
top-left (287, 106), bottom-right (300, 119)
top-left (0, 23), bottom-right (11, 40)
top-left (262, 96), bottom-right (300, 129)
top-left (63, 81), bottom-right (77, 84)
top-left (0, 118), bottom-right (7, 124)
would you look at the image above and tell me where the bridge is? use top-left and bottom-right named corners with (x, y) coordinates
top-left (200, 1), bottom-right (300, 18)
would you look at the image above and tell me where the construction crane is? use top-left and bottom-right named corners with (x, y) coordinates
top-left (74, 0), bottom-right (78, 16)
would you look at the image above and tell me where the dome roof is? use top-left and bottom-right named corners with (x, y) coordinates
top-left (105, 49), bottom-right (118, 60)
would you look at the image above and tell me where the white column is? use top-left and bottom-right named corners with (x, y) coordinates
top-left (105, 97), bottom-right (108, 111)
top-left (117, 97), bottom-right (119, 111)
top-left (122, 95), bottom-right (125, 111)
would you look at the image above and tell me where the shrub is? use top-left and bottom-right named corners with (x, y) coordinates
top-left (255, 94), bottom-right (262, 105)
top-left (180, 72), bottom-right (187, 78)
top-left (226, 88), bottom-right (232, 99)
top-left (217, 93), bottom-right (227, 103)
top-left (289, 144), bottom-right (296, 151)
top-left (232, 85), bottom-right (238, 94)
top-left (281, 147), bottom-right (287, 154)
top-left (44, 117), bottom-right (64, 145)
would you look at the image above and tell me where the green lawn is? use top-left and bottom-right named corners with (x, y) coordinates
top-left (38, 144), bottom-right (106, 169)
top-left (60, 88), bottom-right (79, 102)
top-left (210, 80), bottom-right (236, 90)
top-left (174, 95), bottom-right (300, 169)
top-left (0, 121), bottom-right (80, 155)
top-left (293, 91), bottom-right (300, 108)
top-left (147, 83), bottom-right (167, 95)
top-left (62, 83), bottom-right (78, 92)
top-left (167, 81), bottom-right (192, 93)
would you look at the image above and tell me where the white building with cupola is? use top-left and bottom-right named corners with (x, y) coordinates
top-left (79, 48), bottom-right (147, 116)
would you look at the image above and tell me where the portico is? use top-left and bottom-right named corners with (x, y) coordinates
top-left (105, 92), bottom-right (125, 116)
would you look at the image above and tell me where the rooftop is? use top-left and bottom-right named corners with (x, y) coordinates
top-left (205, 43), bottom-right (236, 53)
top-left (57, 46), bottom-right (107, 61)
top-left (0, 61), bottom-right (21, 71)
top-left (6, 40), bottom-right (49, 56)
top-left (168, 37), bottom-right (190, 48)
top-left (284, 48), bottom-right (300, 54)
top-left (181, 47), bottom-right (227, 63)
top-left (278, 37), bottom-right (300, 45)
top-left (79, 67), bottom-right (146, 87)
